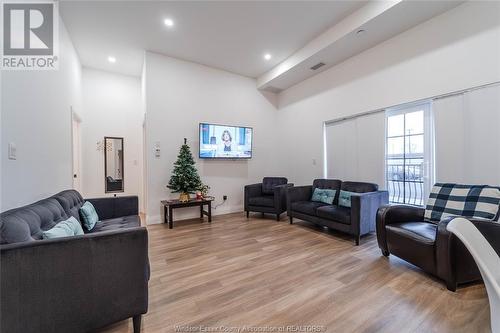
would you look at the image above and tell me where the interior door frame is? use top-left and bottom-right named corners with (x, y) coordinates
top-left (71, 108), bottom-right (83, 192)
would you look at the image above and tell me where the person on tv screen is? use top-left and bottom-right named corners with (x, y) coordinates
top-left (221, 130), bottom-right (232, 152)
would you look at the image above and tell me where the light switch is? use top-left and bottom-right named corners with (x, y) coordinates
top-left (8, 143), bottom-right (16, 160)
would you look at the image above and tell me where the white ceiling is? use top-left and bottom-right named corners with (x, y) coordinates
top-left (257, 0), bottom-right (463, 91)
top-left (60, 1), bottom-right (367, 78)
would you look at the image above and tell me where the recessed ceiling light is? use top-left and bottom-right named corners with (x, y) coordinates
top-left (264, 53), bottom-right (272, 61)
top-left (164, 18), bottom-right (174, 27)
top-left (108, 56), bottom-right (116, 63)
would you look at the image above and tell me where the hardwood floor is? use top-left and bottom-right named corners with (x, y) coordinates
top-left (98, 213), bottom-right (489, 333)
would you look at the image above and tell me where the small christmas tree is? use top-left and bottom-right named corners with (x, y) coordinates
top-left (167, 138), bottom-right (202, 201)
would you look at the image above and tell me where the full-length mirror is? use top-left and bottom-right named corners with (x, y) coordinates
top-left (104, 137), bottom-right (124, 193)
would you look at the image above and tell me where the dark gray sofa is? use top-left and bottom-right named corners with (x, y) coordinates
top-left (287, 179), bottom-right (388, 245)
top-left (244, 177), bottom-right (293, 221)
top-left (0, 190), bottom-right (149, 333)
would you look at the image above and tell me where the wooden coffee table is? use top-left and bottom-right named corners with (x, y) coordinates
top-left (161, 198), bottom-right (213, 229)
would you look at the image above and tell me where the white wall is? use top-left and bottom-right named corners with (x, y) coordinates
top-left (144, 52), bottom-right (279, 224)
top-left (276, 1), bottom-right (500, 186)
top-left (81, 68), bottom-right (144, 211)
top-left (1, 18), bottom-right (83, 210)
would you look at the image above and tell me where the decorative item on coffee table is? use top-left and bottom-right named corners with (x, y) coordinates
top-left (167, 138), bottom-right (203, 202)
top-left (199, 184), bottom-right (210, 199)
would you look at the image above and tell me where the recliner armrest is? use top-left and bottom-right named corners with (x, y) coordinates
top-left (436, 216), bottom-right (500, 287)
top-left (1, 227), bottom-right (149, 333)
top-left (244, 183), bottom-right (263, 210)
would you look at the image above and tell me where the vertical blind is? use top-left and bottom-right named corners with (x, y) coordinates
top-left (324, 83), bottom-right (500, 192)
top-left (324, 112), bottom-right (385, 188)
top-left (433, 84), bottom-right (500, 185)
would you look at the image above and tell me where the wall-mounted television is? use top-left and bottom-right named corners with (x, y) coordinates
top-left (199, 123), bottom-right (253, 159)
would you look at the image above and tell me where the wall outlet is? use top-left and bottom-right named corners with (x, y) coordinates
top-left (223, 195), bottom-right (228, 201)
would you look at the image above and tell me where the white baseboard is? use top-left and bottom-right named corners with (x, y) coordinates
top-left (146, 204), bottom-right (244, 225)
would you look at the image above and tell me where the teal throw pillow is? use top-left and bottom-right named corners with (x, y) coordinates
top-left (79, 201), bottom-right (99, 231)
top-left (42, 216), bottom-right (84, 239)
top-left (339, 190), bottom-right (356, 208)
top-left (311, 188), bottom-right (336, 205)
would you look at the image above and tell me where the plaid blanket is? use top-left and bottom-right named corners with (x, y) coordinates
top-left (425, 183), bottom-right (500, 222)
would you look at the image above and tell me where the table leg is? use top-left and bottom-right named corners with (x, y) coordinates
top-left (208, 202), bottom-right (212, 223)
top-left (168, 207), bottom-right (173, 229)
top-left (200, 204), bottom-right (204, 219)
top-left (164, 205), bottom-right (168, 224)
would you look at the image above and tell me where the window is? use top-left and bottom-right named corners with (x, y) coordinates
top-left (386, 102), bottom-right (433, 206)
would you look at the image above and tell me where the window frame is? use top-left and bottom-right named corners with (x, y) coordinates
top-left (385, 101), bottom-right (434, 206)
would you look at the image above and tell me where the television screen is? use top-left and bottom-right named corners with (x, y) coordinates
top-left (199, 123), bottom-right (253, 159)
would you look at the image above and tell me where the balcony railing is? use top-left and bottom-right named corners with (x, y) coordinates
top-left (386, 162), bottom-right (424, 206)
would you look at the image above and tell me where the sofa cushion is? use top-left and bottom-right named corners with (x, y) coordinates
top-left (311, 188), bottom-right (336, 204)
top-left (385, 222), bottom-right (437, 274)
top-left (262, 177), bottom-right (288, 195)
top-left (312, 179), bottom-right (342, 204)
top-left (386, 222), bottom-right (437, 243)
top-left (52, 190), bottom-right (85, 222)
top-left (42, 216), bottom-right (84, 239)
top-left (248, 195), bottom-right (275, 207)
top-left (291, 201), bottom-right (329, 216)
top-left (0, 198), bottom-right (68, 244)
top-left (80, 201), bottom-right (99, 231)
top-left (313, 179), bottom-right (341, 191)
top-left (89, 215), bottom-right (141, 233)
top-left (341, 181), bottom-right (378, 193)
top-left (316, 206), bottom-right (351, 224)
top-left (339, 190), bottom-right (356, 208)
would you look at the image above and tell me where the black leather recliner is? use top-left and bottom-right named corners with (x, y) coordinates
top-left (376, 204), bottom-right (500, 291)
top-left (244, 177), bottom-right (292, 221)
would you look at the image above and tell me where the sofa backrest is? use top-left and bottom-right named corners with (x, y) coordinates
top-left (0, 198), bottom-right (69, 244)
top-left (341, 181), bottom-right (378, 193)
top-left (262, 177), bottom-right (288, 195)
top-left (53, 190), bottom-right (85, 222)
top-left (313, 179), bottom-right (342, 204)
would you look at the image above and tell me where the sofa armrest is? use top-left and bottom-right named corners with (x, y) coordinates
top-left (376, 204), bottom-right (425, 253)
top-left (274, 183), bottom-right (294, 212)
top-left (351, 191), bottom-right (389, 236)
top-left (287, 185), bottom-right (312, 216)
top-left (1, 227), bottom-right (149, 333)
top-left (436, 216), bottom-right (500, 288)
top-left (244, 183), bottom-right (262, 210)
top-left (86, 195), bottom-right (139, 220)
